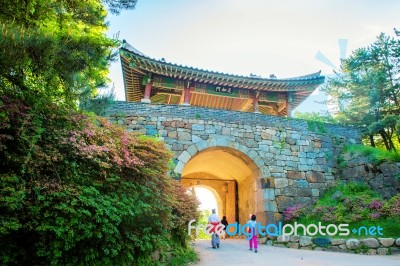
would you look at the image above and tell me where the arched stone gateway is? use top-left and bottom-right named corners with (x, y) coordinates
top-left (180, 145), bottom-right (264, 224)
top-left (108, 102), bottom-right (361, 225)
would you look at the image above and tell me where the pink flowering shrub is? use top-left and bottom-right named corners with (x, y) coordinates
top-left (0, 96), bottom-right (199, 265)
top-left (283, 204), bottom-right (305, 222)
top-left (382, 194), bottom-right (400, 217)
top-left (285, 182), bottom-right (399, 228)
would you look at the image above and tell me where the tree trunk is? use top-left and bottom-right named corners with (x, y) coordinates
top-left (369, 135), bottom-right (376, 147)
top-left (379, 130), bottom-right (391, 150)
top-left (387, 130), bottom-right (396, 151)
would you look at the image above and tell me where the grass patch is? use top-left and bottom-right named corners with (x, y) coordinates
top-left (166, 247), bottom-right (198, 266)
top-left (307, 120), bottom-right (327, 133)
top-left (343, 144), bottom-right (400, 164)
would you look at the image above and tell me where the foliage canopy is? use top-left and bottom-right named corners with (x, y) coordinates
top-left (322, 31), bottom-right (400, 150)
top-left (0, 0), bottom-right (200, 264)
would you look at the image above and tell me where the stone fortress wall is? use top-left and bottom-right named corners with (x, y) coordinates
top-left (108, 102), bottom-right (362, 224)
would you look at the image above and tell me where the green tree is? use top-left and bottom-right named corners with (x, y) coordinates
top-left (0, 0), bottom-right (137, 106)
top-left (0, 1), bottom-right (198, 264)
top-left (323, 31), bottom-right (400, 150)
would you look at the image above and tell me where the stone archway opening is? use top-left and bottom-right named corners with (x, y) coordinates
top-left (181, 146), bottom-right (263, 225)
top-left (186, 186), bottom-right (223, 218)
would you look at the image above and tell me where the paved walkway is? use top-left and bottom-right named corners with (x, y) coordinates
top-left (193, 239), bottom-right (400, 266)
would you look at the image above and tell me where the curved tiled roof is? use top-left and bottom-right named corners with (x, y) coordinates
top-left (120, 41), bottom-right (325, 114)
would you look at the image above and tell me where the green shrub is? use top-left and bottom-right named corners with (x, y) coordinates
top-left (343, 144), bottom-right (400, 164)
top-left (0, 96), bottom-right (199, 265)
top-left (284, 182), bottom-right (400, 237)
top-left (195, 210), bottom-right (212, 240)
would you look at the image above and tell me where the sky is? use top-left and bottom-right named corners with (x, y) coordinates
top-left (106, 0), bottom-right (399, 113)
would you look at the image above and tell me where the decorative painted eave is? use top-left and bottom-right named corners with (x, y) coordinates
top-left (120, 42), bottom-right (325, 92)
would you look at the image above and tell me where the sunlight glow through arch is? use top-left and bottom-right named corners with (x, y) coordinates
top-left (194, 187), bottom-right (218, 213)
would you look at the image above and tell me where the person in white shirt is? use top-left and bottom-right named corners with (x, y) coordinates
top-left (208, 209), bottom-right (221, 248)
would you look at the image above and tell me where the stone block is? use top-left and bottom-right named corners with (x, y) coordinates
top-left (327, 246), bottom-right (340, 252)
top-left (192, 135), bottom-right (202, 143)
top-left (264, 201), bottom-right (277, 212)
top-left (186, 145), bottom-right (198, 156)
top-left (295, 179), bottom-right (309, 188)
top-left (379, 162), bottom-right (400, 175)
top-left (215, 137), bottom-right (228, 147)
top-left (299, 236), bottom-right (312, 246)
top-left (263, 188), bottom-right (275, 200)
top-left (378, 238), bottom-right (395, 247)
top-left (145, 126), bottom-right (158, 136)
top-left (306, 171), bottom-right (325, 183)
top-left (195, 141), bottom-right (208, 151)
top-left (311, 188), bottom-right (320, 197)
top-left (275, 196), bottom-right (295, 212)
top-left (377, 247), bottom-right (388, 255)
top-left (171, 143), bottom-right (183, 151)
top-left (288, 242), bottom-right (299, 249)
top-left (282, 187), bottom-right (297, 197)
top-left (389, 246), bottom-right (400, 255)
top-left (274, 178), bottom-right (289, 188)
top-left (361, 238), bottom-right (379, 248)
top-left (285, 137), bottom-right (296, 145)
top-left (345, 239), bottom-right (360, 250)
top-left (167, 131), bottom-right (177, 139)
top-left (158, 129), bottom-right (168, 137)
top-left (306, 152), bottom-right (318, 159)
top-left (174, 161), bottom-right (185, 174)
top-left (247, 149), bottom-right (259, 161)
top-left (192, 124), bottom-right (205, 131)
top-left (286, 170), bottom-right (302, 180)
top-left (331, 238), bottom-right (346, 246)
top-left (258, 144), bottom-right (270, 152)
top-left (277, 235), bottom-right (290, 243)
top-left (244, 132), bottom-right (254, 139)
top-left (297, 188), bottom-right (312, 197)
top-left (313, 237), bottom-right (331, 247)
top-left (261, 178), bottom-right (272, 189)
top-left (206, 138), bottom-right (217, 148)
top-left (177, 151), bottom-right (191, 164)
top-left (298, 165), bottom-right (310, 171)
top-left (290, 235), bottom-right (299, 242)
top-left (368, 249), bottom-right (377, 255)
top-left (221, 127), bottom-right (231, 135)
top-left (261, 132), bottom-right (272, 140)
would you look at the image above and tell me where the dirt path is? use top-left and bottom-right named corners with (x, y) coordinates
top-left (192, 239), bottom-right (400, 266)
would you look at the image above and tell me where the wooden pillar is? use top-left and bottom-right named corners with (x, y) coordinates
top-left (253, 93), bottom-right (261, 113)
top-left (183, 81), bottom-right (191, 105)
top-left (225, 181), bottom-right (236, 225)
top-left (141, 77), bottom-right (152, 103)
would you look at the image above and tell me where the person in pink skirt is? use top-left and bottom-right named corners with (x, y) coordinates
top-left (247, 214), bottom-right (258, 253)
